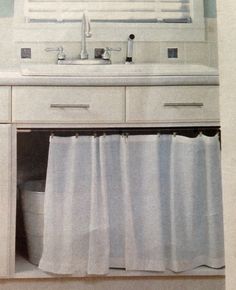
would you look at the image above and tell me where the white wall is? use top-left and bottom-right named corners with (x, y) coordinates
top-left (217, 1), bottom-right (236, 290)
top-left (0, 18), bottom-right (16, 66)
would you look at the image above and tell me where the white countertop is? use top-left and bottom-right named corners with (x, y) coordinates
top-left (0, 65), bottom-right (219, 86)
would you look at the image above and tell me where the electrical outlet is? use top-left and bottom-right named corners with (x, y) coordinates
top-left (168, 48), bottom-right (178, 59)
top-left (21, 48), bottom-right (31, 59)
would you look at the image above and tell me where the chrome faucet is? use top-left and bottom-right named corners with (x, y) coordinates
top-left (79, 11), bottom-right (92, 60)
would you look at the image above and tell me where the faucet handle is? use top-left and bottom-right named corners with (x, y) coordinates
top-left (105, 47), bottom-right (122, 52)
top-left (45, 46), bottom-right (66, 61)
top-left (102, 47), bottom-right (121, 61)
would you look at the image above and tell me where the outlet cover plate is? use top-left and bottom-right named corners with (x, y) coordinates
top-left (168, 48), bottom-right (178, 59)
top-left (21, 48), bottom-right (31, 59)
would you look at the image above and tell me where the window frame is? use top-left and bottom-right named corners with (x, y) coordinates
top-left (13, 0), bottom-right (205, 42)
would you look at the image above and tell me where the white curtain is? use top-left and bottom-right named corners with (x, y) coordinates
top-left (39, 134), bottom-right (224, 275)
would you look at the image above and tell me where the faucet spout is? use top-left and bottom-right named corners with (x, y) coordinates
top-left (79, 11), bottom-right (92, 60)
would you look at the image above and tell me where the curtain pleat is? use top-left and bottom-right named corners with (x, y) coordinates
top-left (39, 134), bottom-right (224, 275)
top-left (122, 135), bottom-right (166, 271)
top-left (167, 135), bottom-right (224, 271)
top-left (39, 136), bottom-right (110, 274)
top-left (87, 136), bottom-right (110, 274)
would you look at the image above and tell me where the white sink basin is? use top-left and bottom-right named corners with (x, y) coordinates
top-left (20, 63), bottom-right (218, 77)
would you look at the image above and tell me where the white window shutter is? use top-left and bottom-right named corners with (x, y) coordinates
top-left (24, 0), bottom-right (193, 23)
top-left (24, 0), bottom-right (156, 22)
top-left (156, 0), bottom-right (191, 23)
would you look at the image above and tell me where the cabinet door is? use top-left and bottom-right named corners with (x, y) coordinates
top-left (0, 125), bottom-right (11, 276)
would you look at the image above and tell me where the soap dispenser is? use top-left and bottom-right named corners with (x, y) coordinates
top-left (125, 34), bottom-right (135, 64)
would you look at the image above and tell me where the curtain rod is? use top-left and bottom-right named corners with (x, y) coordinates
top-left (17, 127), bottom-right (220, 135)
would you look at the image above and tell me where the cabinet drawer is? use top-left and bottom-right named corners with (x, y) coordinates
top-left (0, 87), bottom-right (11, 123)
top-left (126, 86), bottom-right (219, 124)
top-left (12, 86), bottom-right (125, 123)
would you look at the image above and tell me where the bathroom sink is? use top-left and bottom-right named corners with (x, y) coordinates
top-left (20, 63), bottom-right (218, 77)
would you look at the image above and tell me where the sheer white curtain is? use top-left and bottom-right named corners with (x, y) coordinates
top-left (38, 136), bottom-right (109, 274)
top-left (123, 134), bottom-right (224, 272)
top-left (39, 134), bottom-right (224, 275)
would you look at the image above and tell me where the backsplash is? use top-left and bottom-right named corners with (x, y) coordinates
top-left (0, 18), bottom-right (218, 67)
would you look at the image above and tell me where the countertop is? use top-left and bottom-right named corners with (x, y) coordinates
top-left (0, 65), bottom-right (219, 86)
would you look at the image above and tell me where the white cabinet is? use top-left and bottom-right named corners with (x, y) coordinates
top-left (0, 125), bottom-right (12, 277)
top-left (126, 86), bottom-right (220, 125)
top-left (0, 84), bottom-right (221, 279)
top-left (12, 86), bottom-right (125, 124)
top-left (12, 85), bottom-right (220, 127)
top-left (0, 87), bottom-right (11, 123)
top-left (0, 87), bottom-right (12, 277)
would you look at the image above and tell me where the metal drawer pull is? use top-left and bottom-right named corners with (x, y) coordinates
top-left (50, 104), bottom-right (90, 109)
top-left (164, 102), bottom-right (204, 107)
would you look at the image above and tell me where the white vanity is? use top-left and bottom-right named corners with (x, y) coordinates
top-left (0, 64), bottom-right (222, 278)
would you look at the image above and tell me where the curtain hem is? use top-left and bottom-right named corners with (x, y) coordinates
top-left (125, 256), bottom-right (225, 273)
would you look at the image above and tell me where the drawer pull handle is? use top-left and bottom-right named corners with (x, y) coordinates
top-left (50, 104), bottom-right (90, 109)
top-left (164, 102), bottom-right (204, 107)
